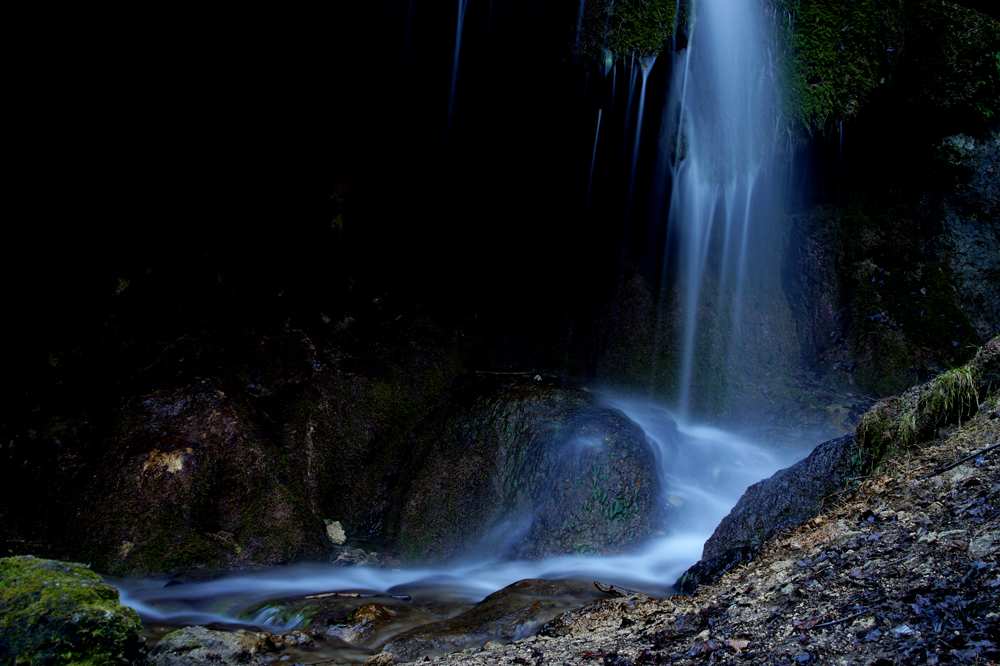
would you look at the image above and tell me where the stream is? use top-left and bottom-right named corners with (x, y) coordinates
top-left (107, 396), bottom-right (835, 662)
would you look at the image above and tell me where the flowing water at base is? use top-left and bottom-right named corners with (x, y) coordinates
top-left (110, 396), bottom-right (829, 662)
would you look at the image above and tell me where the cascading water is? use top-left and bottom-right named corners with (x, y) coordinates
top-left (105, 2), bottom-right (824, 657)
top-left (111, 396), bottom-right (813, 634)
top-left (662, 0), bottom-right (785, 417)
top-left (446, 0), bottom-right (470, 146)
top-left (625, 54), bottom-right (657, 228)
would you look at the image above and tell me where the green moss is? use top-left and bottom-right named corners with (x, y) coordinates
top-left (856, 335), bottom-right (998, 471)
top-left (769, 0), bottom-right (903, 139)
top-left (770, 0), bottom-right (1000, 140)
top-left (0, 556), bottom-right (144, 666)
top-left (976, 52), bottom-right (1000, 122)
top-left (576, 0), bottom-right (676, 68)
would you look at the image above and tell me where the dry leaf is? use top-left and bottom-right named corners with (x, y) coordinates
top-left (727, 639), bottom-right (750, 654)
top-left (792, 616), bottom-right (823, 630)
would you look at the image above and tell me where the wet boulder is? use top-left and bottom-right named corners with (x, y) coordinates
top-left (675, 433), bottom-right (861, 593)
top-left (374, 579), bottom-right (604, 661)
top-left (383, 374), bottom-right (665, 562)
top-left (326, 603), bottom-right (412, 645)
top-left (71, 375), bottom-right (331, 575)
top-left (148, 626), bottom-right (264, 666)
top-left (0, 555), bottom-right (146, 665)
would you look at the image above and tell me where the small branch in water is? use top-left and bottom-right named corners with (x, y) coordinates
top-left (304, 592), bottom-right (411, 601)
top-left (919, 441), bottom-right (1000, 480)
top-left (594, 581), bottom-right (639, 597)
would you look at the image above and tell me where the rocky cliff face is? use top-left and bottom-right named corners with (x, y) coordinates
top-left (790, 126), bottom-right (999, 397)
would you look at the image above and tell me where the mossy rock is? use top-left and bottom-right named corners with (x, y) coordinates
top-left (769, 0), bottom-right (999, 140)
top-left (857, 334), bottom-right (999, 470)
top-left (0, 556), bottom-right (145, 666)
top-left (147, 626), bottom-right (263, 666)
top-left (769, 0), bottom-right (905, 139)
top-left (576, 0), bottom-right (676, 68)
top-left (382, 374), bottom-right (665, 563)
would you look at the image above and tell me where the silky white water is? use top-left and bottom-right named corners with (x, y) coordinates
top-left (662, 0), bottom-right (784, 416)
top-left (110, 396), bottom-right (816, 631)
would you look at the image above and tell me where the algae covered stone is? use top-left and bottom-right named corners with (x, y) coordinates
top-left (382, 374), bottom-right (665, 563)
top-left (147, 626), bottom-right (264, 666)
top-left (0, 555), bottom-right (145, 666)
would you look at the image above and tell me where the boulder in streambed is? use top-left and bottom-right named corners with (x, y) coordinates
top-left (373, 579), bottom-right (607, 662)
top-left (147, 626), bottom-right (264, 666)
top-left (0, 555), bottom-right (146, 665)
top-left (383, 374), bottom-right (667, 562)
top-left (244, 593), bottom-right (472, 648)
top-left (674, 433), bottom-right (862, 593)
top-left (71, 376), bottom-right (330, 575)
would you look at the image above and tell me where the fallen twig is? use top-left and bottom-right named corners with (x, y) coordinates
top-left (811, 607), bottom-right (872, 629)
top-left (475, 371), bottom-right (536, 375)
top-left (919, 442), bottom-right (1000, 480)
top-left (304, 592), bottom-right (411, 601)
top-left (594, 581), bottom-right (640, 597)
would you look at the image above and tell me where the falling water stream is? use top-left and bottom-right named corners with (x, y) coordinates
top-left (663, 0), bottom-right (782, 416)
top-left (446, 0), bottom-right (470, 146)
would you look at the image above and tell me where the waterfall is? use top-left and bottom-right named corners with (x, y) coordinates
top-left (662, 0), bottom-right (783, 418)
top-left (446, 0), bottom-right (470, 147)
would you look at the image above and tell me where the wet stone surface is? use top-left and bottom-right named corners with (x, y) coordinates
top-left (384, 373), bottom-right (667, 563)
top-left (372, 579), bottom-right (608, 661)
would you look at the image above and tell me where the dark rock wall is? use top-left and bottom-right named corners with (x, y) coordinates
top-left (934, 130), bottom-right (1000, 343)
top-left (790, 126), bottom-right (999, 396)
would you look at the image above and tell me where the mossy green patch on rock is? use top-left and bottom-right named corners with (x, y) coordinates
top-left (0, 556), bottom-right (145, 666)
top-left (856, 335), bottom-right (998, 471)
top-left (382, 374), bottom-right (664, 563)
top-left (769, 0), bottom-right (904, 139)
top-left (768, 0), bottom-right (999, 140)
top-left (576, 0), bottom-right (676, 68)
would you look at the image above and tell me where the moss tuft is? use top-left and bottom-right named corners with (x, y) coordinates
top-left (856, 335), bottom-right (998, 471)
